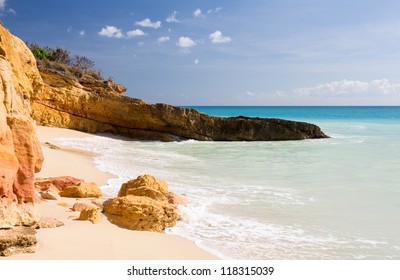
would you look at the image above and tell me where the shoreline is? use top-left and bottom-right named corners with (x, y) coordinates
top-left (35, 126), bottom-right (115, 187)
top-left (8, 125), bottom-right (218, 260)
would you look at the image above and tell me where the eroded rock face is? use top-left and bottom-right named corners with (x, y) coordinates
top-left (0, 24), bottom-right (43, 228)
top-left (31, 70), bottom-right (328, 141)
top-left (0, 227), bottom-right (37, 257)
top-left (0, 106), bottom-right (19, 203)
top-left (0, 202), bottom-right (38, 229)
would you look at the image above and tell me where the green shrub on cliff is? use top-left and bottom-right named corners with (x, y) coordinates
top-left (31, 47), bottom-right (50, 60)
top-left (27, 43), bottom-right (104, 81)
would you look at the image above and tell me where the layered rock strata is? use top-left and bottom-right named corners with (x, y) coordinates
top-left (32, 70), bottom-right (328, 141)
top-left (0, 227), bottom-right (37, 256)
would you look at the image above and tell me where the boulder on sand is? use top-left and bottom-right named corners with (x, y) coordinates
top-left (118, 174), bottom-right (168, 201)
top-left (104, 195), bottom-right (178, 232)
top-left (60, 182), bottom-right (102, 198)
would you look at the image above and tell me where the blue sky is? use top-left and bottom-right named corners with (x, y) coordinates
top-left (2, 0), bottom-right (400, 105)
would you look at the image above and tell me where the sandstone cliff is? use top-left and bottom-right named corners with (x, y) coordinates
top-left (0, 24), bottom-right (43, 228)
top-left (32, 71), bottom-right (327, 141)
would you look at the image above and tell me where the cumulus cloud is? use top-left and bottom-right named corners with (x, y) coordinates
top-left (79, 30), bottom-right (85, 36)
top-left (158, 36), bottom-right (170, 43)
top-left (177, 36), bottom-right (196, 48)
top-left (126, 29), bottom-right (147, 38)
top-left (294, 79), bottom-right (400, 97)
top-left (209, 30), bottom-right (232, 44)
top-left (193, 8), bottom-right (203, 18)
top-left (166, 11), bottom-right (179, 23)
top-left (98, 25), bottom-right (124, 38)
top-left (194, 59), bottom-right (199, 65)
top-left (135, 18), bottom-right (161, 29)
top-left (0, 0), bottom-right (5, 10)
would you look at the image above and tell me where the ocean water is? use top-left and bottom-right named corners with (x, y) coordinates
top-left (58, 106), bottom-right (400, 259)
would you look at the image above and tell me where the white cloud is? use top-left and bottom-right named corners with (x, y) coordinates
top-left (7, 8), bottom-right (16, 15)
top-left (193, 8), bottom-right (203, 18)
top-left (166, 11), bottom-right (179, 23)
top-left (209, 30), bottom-right (232, 44)
top-left (0, 0), bottom-right (5, 10)
top-left (135, 18), bottom-right (161, 29)
top-left (158, 36), bottom-right (170, 43)
top-left (194, 59), bottom-right (199, 65)
top-left (126, 28), bottom-right (147, 38)
top-left (177, 36), bottom-right (196, 48)
top-left (98, 25), bottom-right (124, 38)
top-left (294, 79), bottom-right (400, 97)
top-left (79, 30), bottom-right (85, 36)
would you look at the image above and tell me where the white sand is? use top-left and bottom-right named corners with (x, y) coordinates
top-left (9, 126), bottom-right (217, 260)
top-left (36, 126), bottom-right (113, 186)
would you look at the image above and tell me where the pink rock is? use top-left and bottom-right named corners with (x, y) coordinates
top-left (8, 118), bottom-right (44, 203)
top-left (35, 176), bottom-right (84, 192)
top-left (0, 107), bottom-right (19, 203)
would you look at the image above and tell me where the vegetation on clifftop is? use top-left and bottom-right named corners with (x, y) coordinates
top-left (27, 43), bottom-right (107, 82)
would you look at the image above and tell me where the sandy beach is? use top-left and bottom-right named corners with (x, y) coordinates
top-left (8, 126), bottom-right (217, 260)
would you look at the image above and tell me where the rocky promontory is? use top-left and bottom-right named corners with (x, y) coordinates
top-left (32, 71), bottom-right (327, 141)
top-left (31, 70), bottom-right (328, 142)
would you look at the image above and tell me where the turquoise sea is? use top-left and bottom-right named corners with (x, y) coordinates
top-left (59, 106), bottom-right (400, 259)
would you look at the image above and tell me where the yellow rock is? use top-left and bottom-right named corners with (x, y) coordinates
top-left (1, 24), bottom-right (44, 227)
top-left (78, 208), bottom-right (100, 224)
top-left (72, 202), bottom-right (97, 212)
top-left (60, 182), bottom-right (102, 198)
top-left (104, 195), bottom-right (178, 233)
top-left (118, 174), bottom-right (168, 201)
